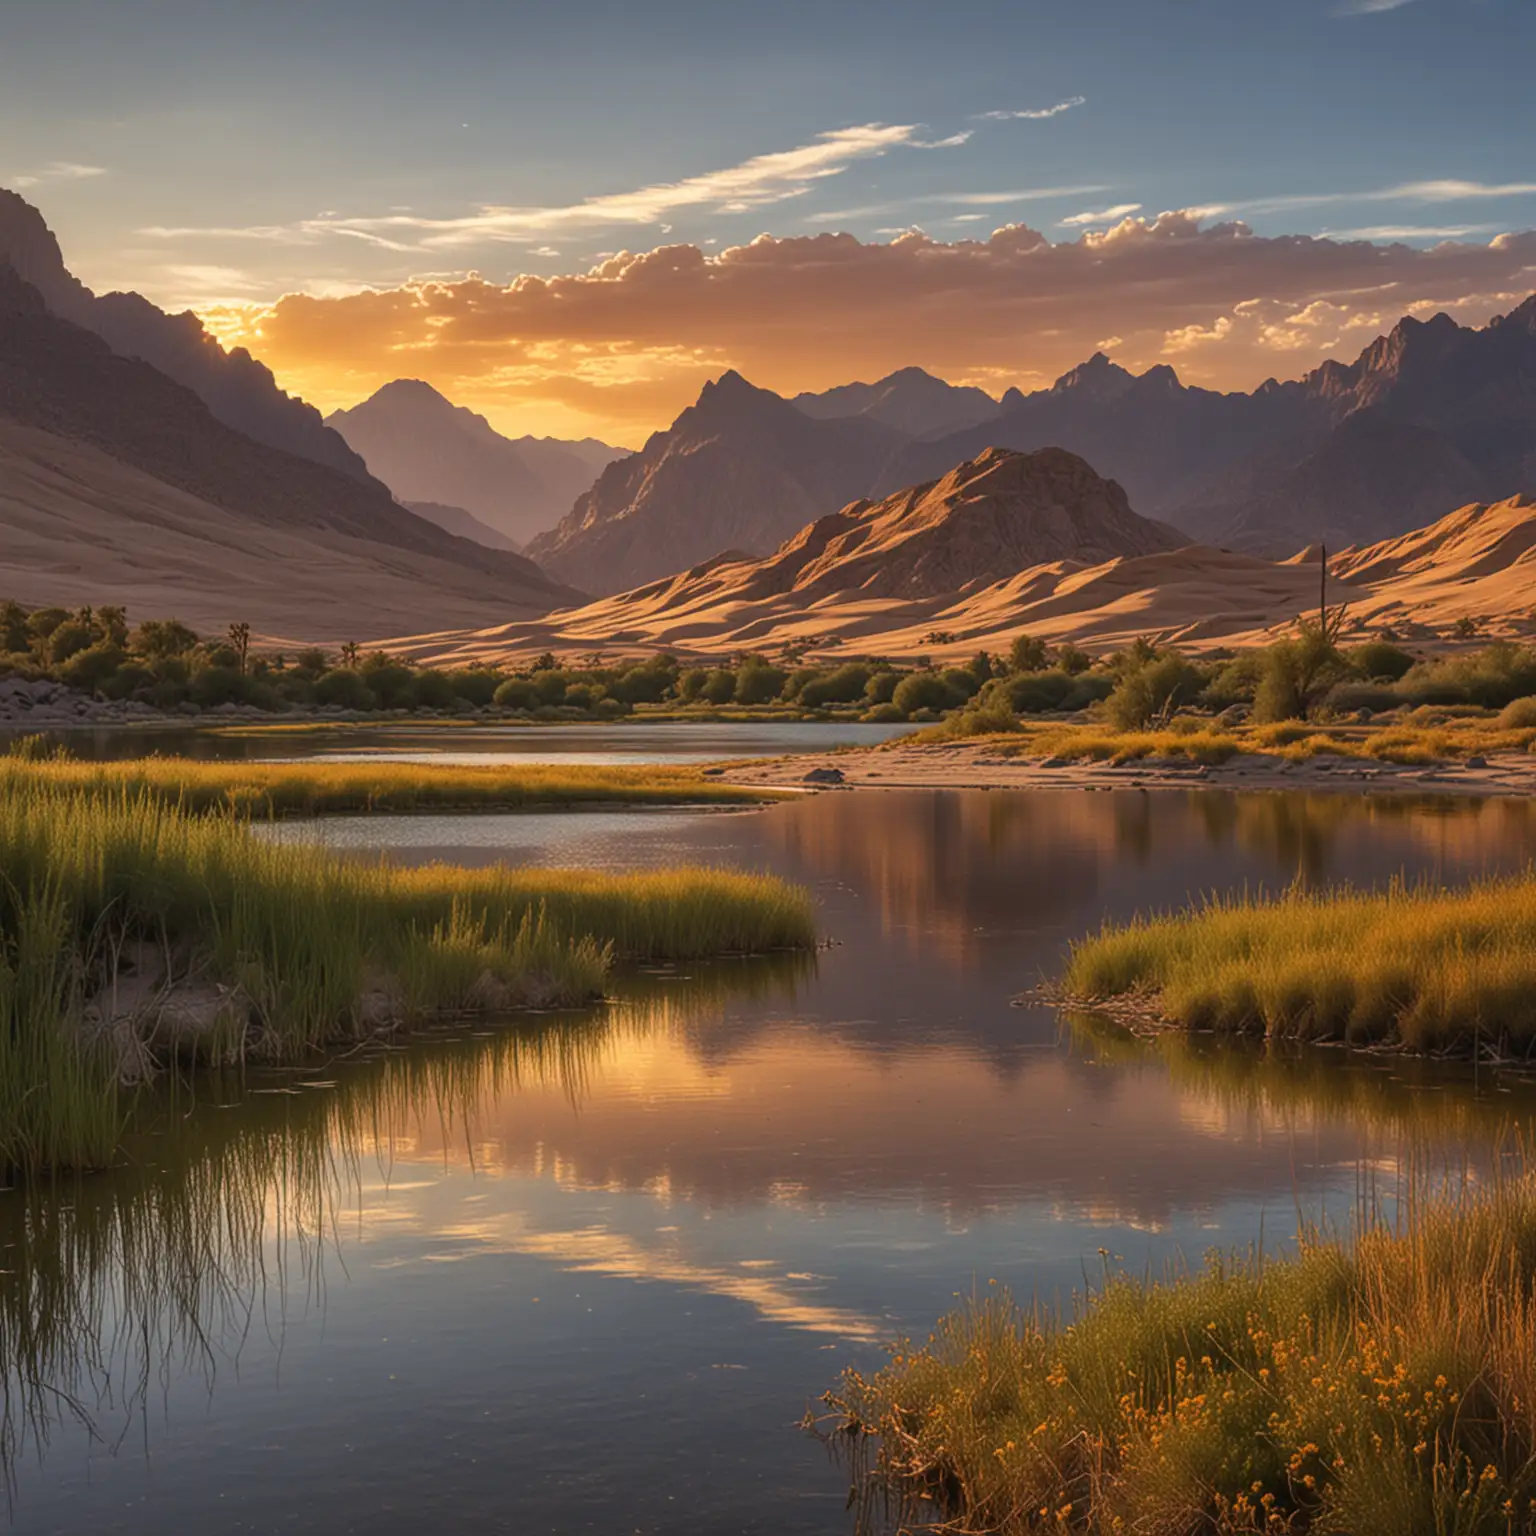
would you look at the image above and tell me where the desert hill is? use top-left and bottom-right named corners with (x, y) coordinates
top-left (524, 370), bottom-right (904, 595)
top-left (0, 267), bottom-right (581, 635)
top-left (380, 463), bottom-right (1536, 666)
top-left (792, 366), bottom-right (1000, 438)
top-left (0, 188), bottom-right (368, 481)
top-left (327, 380), bottom-right (627, 546)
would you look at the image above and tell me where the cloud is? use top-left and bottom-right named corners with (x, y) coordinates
top-left (11, 161), bottom-right (107, 190)
top-left (1336, 0), bottom-right (1417, 12)
top-left (1225, 179), bottom-right (1536, 218)
top-left (806, 184), bottom-right (1110, 225)
top-left (1060, 203), bottom-right (1144, 227)
top-left (977, 97), bottom-right (1087, 121)
top-left (211, 212), bottom-right (1536, 441)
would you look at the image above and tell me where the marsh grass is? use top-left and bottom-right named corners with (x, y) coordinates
top-left (0, 755), bottom-right (779, 815)
top-left (987, 716), bottom-right (1536, 767)
top-left (0, 777), bottom-right (815, 1172)
top-left (829, 1172), bottom-right (1536, 1534)
top-left (1061, 873), bottom-right (1536, 1054)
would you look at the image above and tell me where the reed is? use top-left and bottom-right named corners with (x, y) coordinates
top-left (829, 1172), bottom-right (1536, 1534)
top-left (1061, 873), bottom-right (1536, 1054)
top-left (0, 754), bottom-right (779, 815)
top-left (0, 778), bottom-right (816, 1172)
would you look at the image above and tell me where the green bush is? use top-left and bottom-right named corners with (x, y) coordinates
top-left (189, 666), bottom-right (251, 709)
top-left (733, 660), bottom-right (786, 705)
top-left (863, 670), bottom-right (900, 705)
top-left (1498, 695), bottom-right (1536, 729)
top-left (1007, 634), bottom-right (1050, 672)
top-left (492, 678), bottom-right (537, 710)
top-left (531, 668), bottom-right (568, 706)
top-left (412, 670), bottom-right (457, 709)
top-left (447, 669), bottom-right (501, 707)
top-left (700, 668), bottom-right (737, 705)
top-left (863, 702), bottom-right (906, 724)
top-left (891, 672), bottom-right (960, 717)
top-left (313, 668), bottom-right (375, 710)
top-left (1103, 653), bottom-right (1204, 729)
top-left (799, 664), bottom-right (871, 708)
top-left (1348, 640), bottom-right (1416, 682)
top-left (58, 643), bottom-right (125, 693)
top-left (994, 669), bottom-right (1074, 714)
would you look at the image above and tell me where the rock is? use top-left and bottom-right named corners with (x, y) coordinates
top-left (802, 766), bottom-right (846, 785)
top-left (1465, 754), bottom-right (1488, 769)
top-left (1039, 756), bottom-right (1071, 769)
top-left (701, 766), bottom-right (725, 777)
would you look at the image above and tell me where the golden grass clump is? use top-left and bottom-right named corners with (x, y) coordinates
top-left (829, 1174), bottom-right (1536, 1534)
top-left (0, 774), bottom-right (816, 1172)
top-left (1062, 874), bottom-right (1536, 1054)
top-left (0, 754), bottom-right (778, 816)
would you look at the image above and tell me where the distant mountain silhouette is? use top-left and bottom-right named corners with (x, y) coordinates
top-left (327, 379), bottom-right (627, 545)
top-left (403, 500), bottom-right (523, 553)
top-left (0, 187), bottom-right (370, 481)
top-left (0, 266), bottom-right (581, 635)
top-left (792, 366), bottom-right (1000, 438)
top-left (524, 370), bottom-right (905, 594)
top-left (886, 300), bottom-right (1536, 553)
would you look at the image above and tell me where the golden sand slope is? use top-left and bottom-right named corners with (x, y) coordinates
top-left (0, 420), bottom-right (567, 642)
top-left (383, 468), bottom-right (1536, 666)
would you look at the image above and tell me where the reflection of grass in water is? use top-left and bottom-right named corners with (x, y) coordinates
top-left (0, 954), bottom-right (809, 1489)
top-left (1064, 1009), bottom-right (1530, 1145)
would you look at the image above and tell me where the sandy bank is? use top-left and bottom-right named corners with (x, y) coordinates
top-left (723, 738), bottom-right (1536, 797)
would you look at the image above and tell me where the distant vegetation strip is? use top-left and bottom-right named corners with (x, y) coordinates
top-left (0, 754), bottom-right (781, 814)
top-left (829, 1174), bottom-right (1536, 1534)
top-left (1061, 873), bottom-right (1536, 1055)
top-left (0, 778), bottom-right (816, 1174)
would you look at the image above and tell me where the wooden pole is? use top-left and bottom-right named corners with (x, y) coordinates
top-left (1319, 542), bottom-right (1327, 630)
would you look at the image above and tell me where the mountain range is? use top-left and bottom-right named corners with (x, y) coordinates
top-left (0, 258), bottom-right (579, 637)
top-left (525, 300), bottom-right (1536, 595)
top-left (387, 447), bottom-right (1536, 666)
top-left (326, 379), bottom-right (627, 547)
top-left (0, 189), bottom-right (370, 482)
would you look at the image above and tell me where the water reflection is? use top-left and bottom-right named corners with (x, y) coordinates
top-left (8, 789), bottom-right (1536, 1533)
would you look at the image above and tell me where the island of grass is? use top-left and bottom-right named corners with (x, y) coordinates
top-left (828, 1175), bottom-right (1536, 1534)
top-left (0, 753), bottom-right (784, 815)
top-left (0, 773), bottom-right (816, 1175)
top-left (1059, 874), bottom-right (1536, 1057)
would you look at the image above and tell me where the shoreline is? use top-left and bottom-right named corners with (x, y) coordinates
top-left (723, 737), bottom-right (1536, 798)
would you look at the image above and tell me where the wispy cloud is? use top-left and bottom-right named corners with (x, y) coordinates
top-left (12, 161), bottom-right (107, 190)
top-left (1208, 179), bottom-right (1536, 218)
top-left (977, 96), bottom-right (1087, 121)
top-left (1324, 223), bottom-right (1500, 241)
top-left (1061, 203), bottom-right (1143, 227)
top-left (1336, 0), bottom-right (1418, 13)
top-left (139, 123), bottom-right (968, 250)
top-left (937, 185), bottom-right (1110, 207)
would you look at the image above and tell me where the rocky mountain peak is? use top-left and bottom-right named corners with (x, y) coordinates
top-left (1049, 352), bottom-right (1138, 402)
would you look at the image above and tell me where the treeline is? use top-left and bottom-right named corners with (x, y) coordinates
top-left (4, 599), bottom-right (1533, 725)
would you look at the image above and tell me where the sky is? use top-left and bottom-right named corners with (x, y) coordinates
top-left (3, 0), bottom-right (1534, 444)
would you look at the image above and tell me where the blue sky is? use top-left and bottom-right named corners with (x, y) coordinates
top-left (3, 0), bottom-right (1532, 437)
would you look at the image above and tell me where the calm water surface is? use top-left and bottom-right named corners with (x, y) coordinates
top-left (1, 719), bottom-right (913, 765)
top-left (6, 788), bottom-right (1536, 1534)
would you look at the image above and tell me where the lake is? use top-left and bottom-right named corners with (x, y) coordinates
top-left (5, 786), bottom-right (1536, 1534)
top-left (0, 718), bottom-right (914, 765)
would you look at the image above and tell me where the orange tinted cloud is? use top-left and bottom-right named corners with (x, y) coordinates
top-left (205, 214), bottom-right (1536, 442)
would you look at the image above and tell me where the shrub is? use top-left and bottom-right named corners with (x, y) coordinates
top-left (678, 669), bottom-right (709, 703)
top-left (863, 702), bottom-right (906, 724)
top-left (58, 643), bottom-right (125, 693)
top-left (412, 670), bottom-right (457, 710)
top-left (799, 664), bottom-right (872, 708)
top-left (562, 683), bottom-right (598, 711)
top-left (1007, 634), bottom-right (1050, 673)
top-left (1055, 642), bottom-right (1092, 676)
top-left (492, 678), bottom-right (537, 710)
top-left (700, 668), bottom-right (737, 705)
top-left (313, 668), bottom-right (375, 710)
top-left (995, 669), bottom-right (1074, 714)
top-left (189, 666), bottom-right (251, 709)
top-left (1252, 621), bottom-right (1348, 722)
top-left (892, 672), bottom-right (960, 717)
top-left (939, 667), bottom-right (980, 702)
top-left (447, 669), bottom-right (501, 707)
top-left (863, 670), bottom-right (900, 705)
top-left (1323, 680), bottom-right (1400, 714)
top-left (531, 668), bottom-right (568, 706)
top-left (1348, 639), bottom-right (1415, 682)
top-left (1103, 653), bottom-right (1203, 730)
top-left (1498, 695), bottom-right (1536, 729)
top-left (733, 660), bottom-right (786, 705)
